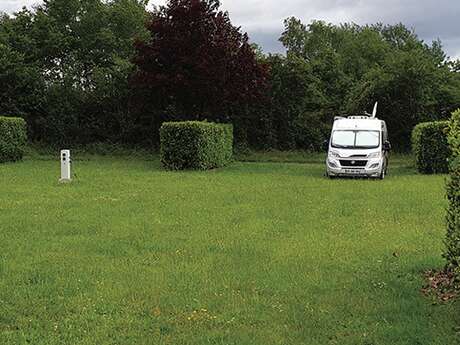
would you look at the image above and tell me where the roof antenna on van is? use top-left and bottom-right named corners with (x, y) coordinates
top-left (371, 102), bottom-right (378, 119)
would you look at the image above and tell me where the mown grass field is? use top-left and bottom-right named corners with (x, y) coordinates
top-left (0, 152), bottom-right (458, 344)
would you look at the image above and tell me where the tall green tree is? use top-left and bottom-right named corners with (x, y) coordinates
top-left (276, 18), bottom-right (460, 150)
top-left (0, 0), bottom-right (149, 145)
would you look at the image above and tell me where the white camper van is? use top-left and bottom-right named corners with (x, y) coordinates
top-left (326, 103), bottom-right (391, 179)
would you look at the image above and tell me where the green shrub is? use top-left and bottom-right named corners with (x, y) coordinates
top-left (445, 110), bottom-right (460, 270)
top-left (448, 110), bottom-right (460, 157)
top-left (160, 121), bottom-right (233, 170)
top-left (0, 116), bottom-right (27, 163)
top-left (412, 121), bottom-right (451, 174)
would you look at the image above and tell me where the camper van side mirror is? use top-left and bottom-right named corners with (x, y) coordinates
top-left (323, 139), bottom-right (329, 151)
top-left (383, 140), bottom-right (391, 151)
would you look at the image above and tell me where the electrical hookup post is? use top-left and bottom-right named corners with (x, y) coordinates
top-left (59, 149), bottom-right (72, 183)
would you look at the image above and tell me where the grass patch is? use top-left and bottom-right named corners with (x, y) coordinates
top-left (0, 153), bottom-right (458, 344)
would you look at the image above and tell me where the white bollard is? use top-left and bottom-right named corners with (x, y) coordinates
top-left (59, 149), bottom-right (71, 183)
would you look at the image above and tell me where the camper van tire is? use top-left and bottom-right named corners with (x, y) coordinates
top-left (326, 171), bottom-right (335, 179)
top-left (379, 162), bottom-right (388, 180)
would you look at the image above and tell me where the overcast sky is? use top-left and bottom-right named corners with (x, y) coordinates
top-left (2, 0), bottom-right (459, 60)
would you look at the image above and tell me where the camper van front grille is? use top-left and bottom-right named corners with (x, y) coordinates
top-left (339, 160), bottom-right (367, 167)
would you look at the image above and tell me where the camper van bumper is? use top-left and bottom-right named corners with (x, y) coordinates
top-left (326, 160), bottom-right (382, 177)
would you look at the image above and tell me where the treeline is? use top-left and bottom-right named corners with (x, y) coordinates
top-left (264, 19), bottom-right (460, 150)
top-left (1, 0), bottom-right (460, 151)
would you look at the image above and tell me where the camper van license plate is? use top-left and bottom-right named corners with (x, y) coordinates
top-left (344, 169), bottom-right (363, 174)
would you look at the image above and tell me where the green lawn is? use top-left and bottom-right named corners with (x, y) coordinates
top-left (0, 153), bottom-right (458, 344)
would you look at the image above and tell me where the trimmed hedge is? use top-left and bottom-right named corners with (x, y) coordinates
top-left (160, 121), bottom-right (233, 170)
top-left (412, 121), bottom-right (451, 174)
top-left (0, 116), bottom-right (27, 163)
top-left (445, 110), bottom-right (460, 269)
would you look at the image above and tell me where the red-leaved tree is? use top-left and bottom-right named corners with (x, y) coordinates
top-left (131, 0), bottom-right (269, 144)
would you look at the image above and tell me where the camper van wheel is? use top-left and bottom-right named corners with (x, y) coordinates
top-left (379, 168), bottom-right (385, 180)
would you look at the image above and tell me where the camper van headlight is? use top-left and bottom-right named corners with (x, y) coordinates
top-left (367, 152), bottom-right (380, 159)
top-left (328, 159), bottom-right (339, 168)
top-left (329, 151), bottom-right (341, 158)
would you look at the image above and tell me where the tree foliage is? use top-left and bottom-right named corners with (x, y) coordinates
top-left (0, 2), bottom-right (459, 151)
top-left (130, 0), bottom-right (269, 146)
top-left (272, 18), bottom-right (460, 150)
top-left (0, 0), bottom-right (149, 145)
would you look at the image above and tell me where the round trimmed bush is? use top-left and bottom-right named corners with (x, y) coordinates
top-left (0, 116), bottom-right (27, 163)
top-left (160, 121), bottom-right (233, 170)
top-left (412, 121), bottom-right (450, 174)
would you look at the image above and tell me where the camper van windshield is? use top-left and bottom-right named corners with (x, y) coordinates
top-left (331, 130), bottom-right (380, 149)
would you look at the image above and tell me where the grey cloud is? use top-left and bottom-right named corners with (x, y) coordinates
top-left (249, 29), bottom-right (285, 54)
top-left (0, 0), bottom-right (38, 13)
top-left (219, 0), bottom-right (460, 59)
